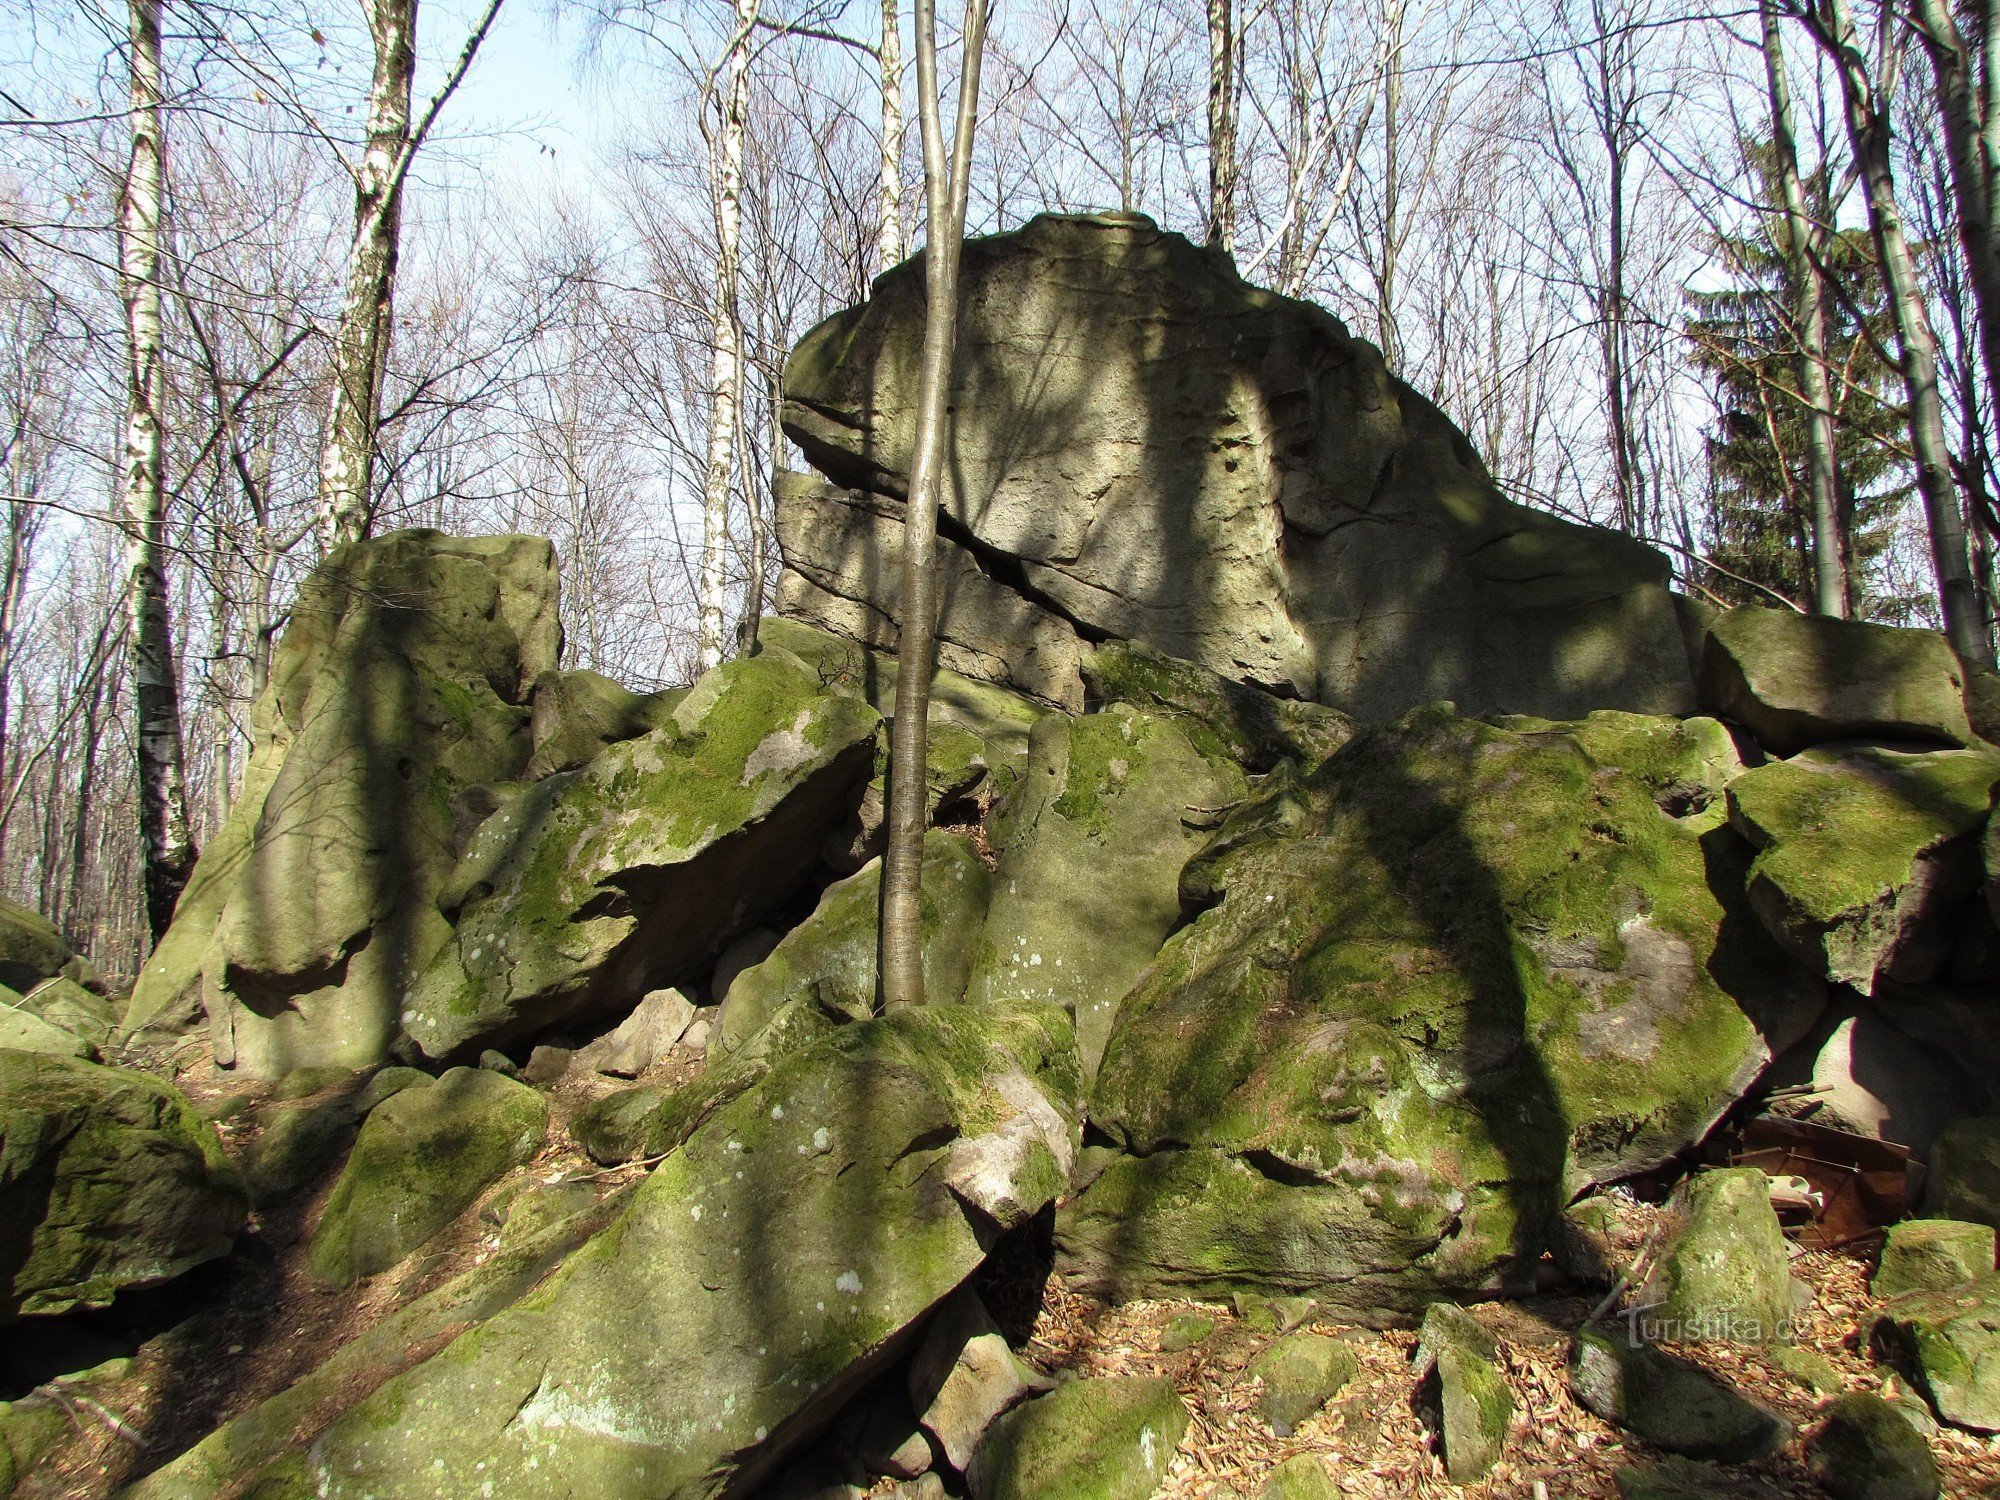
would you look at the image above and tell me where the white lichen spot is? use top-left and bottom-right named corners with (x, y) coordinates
top-left (812, 1127), bottom-right (830, 1150)
top-left (835, 1270), bottom-right (863, 1295)
top-left (771, 1104), bottom-right (784, 1120)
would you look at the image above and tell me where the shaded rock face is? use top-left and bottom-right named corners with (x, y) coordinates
top-left (299, 1004), bottom-right (1082, 1500)
top-left (125, 530), bottom-right (562, 1075)
top-left (778, 211), bottom-right (1696, 722)
top-left (1060, 706), bottom-right (1822, 1319)
top-left (0, 1053), bottom-right (245, 1320)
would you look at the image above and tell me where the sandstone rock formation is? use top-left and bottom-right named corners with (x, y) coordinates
top-left (777, 211), bottom-right (1697, 722)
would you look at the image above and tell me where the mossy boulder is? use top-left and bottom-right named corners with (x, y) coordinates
top-left (0, 1051), bottom-right (246, 1319)
top-left (241, 1094), bottom-right (364, 1206)
top-left (1569, 1326), bottom-right (1788, 1460)
top-left (525, 667), bottom-right (684, 779)
top-left (1246, 1331), bottom-right (1358, 1436)
top-left (1258, 1455), bottom-right (1339, 1500)
top-left (403, 652), bottom-right (881, 1060)
top-left (967, 705), bottom-right (1247, 1076)
top-left (965, 1374), bottom-right (1187, 1500)
top-left (1063, 706), bottom-right (1821, 1317)
top-left (717, 830), bottom-right (992, 1054)
top-left (1922, 1118), bottom-right (2000, 1230)
top-left (0, 986), bottom-right (94, 1058)
top-left (124, 531), bottom-right (562, 1074)
top-left (298, 1003), bottom-right (1082, 1499)
top-left (1416, 1303), bottom-right (1512, 1480)
top-left (1807, 1392), bottom-right (1940, 1500)
top-left (0, 895), bottom-right (85, 994)
top-left (1698, 606), bottom-right (1974, 756)
top-left (1875, 1220), bottom-right (1997, 1299)
top-left (1873, 1274), bottom-right (2000, 1430)
top-left (1639, 1169), bottom-right (1798, 1345)
top-left (1080, 639), bottom-right (1353, 773)
top-left (309, 1067), bottom-right (547, 1287)
top-left (1727, 745), bottom-right (2000, 993)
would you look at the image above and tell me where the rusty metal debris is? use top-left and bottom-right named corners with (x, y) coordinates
top-left (1728, 1115), bottom-right (1921, 1249)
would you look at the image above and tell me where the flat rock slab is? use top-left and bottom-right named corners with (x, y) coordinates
top-left (1698, 605), bottom-right (1974, 756)
top-left (1873, 1273), bottom-right (2000, 1431)
top-left (1875, 1221), bottom-right (1997, 1300)
top-left (1728, 745), bottom-right (2000, 994)
top-left (299, 1004), bottom-right (1083, 1499)
top-left (1570, 1326), bottom-right (1789, 1461)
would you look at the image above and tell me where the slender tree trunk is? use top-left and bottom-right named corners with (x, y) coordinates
top-left (880, 0), bottom-right (989, 1011)
top-left (879, 0), bottom-right (906, 271)
top-left (120, 0), bottom-right (197, 941)
top-left (1911, 0), bottom-right (2000, 445)
top-left (1205, 0), bottom-right (1236, 254)
top-left (1808, 0), bottom-right (1991, 663)
top-left (317, 0), bottom-right (418, 552)
top-left (695, 0), bottom-right (757, 675)
top-left (1763, 3), bottom-right (1850, 615)
top-left (64, 664), bottom-right (105, 945)
top-left (1374, 0), bottom-right (1404, 366)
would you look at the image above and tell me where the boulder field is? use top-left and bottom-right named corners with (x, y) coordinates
top-left (6, 214), bottom-right (2000, 1497)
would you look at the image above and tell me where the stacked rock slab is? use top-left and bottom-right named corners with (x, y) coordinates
top-left (777, 211), bottom-right (1696, 722)
top-left (122, 531), bottom-right (562, 1074)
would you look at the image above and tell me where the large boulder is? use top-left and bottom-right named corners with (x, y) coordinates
top-left (778, 211), bottom-right (1696, 724)
top-left (965, 1375), bottom-right (1187, 1500)
top-left (1059, 706), bottom-right (1822, 1319)
top-left (1638, 1169), bottom-right (1798, 1345)
top-left (0, 895), bottom-right (93, 993)
top-left (1873, 1275), bottom-right (2000, 1431)
top-left (1765, 1003), bottom-right (1976, 1159)
top-left (1079, 639), bottom-right (1354, 773)
top-left (0, 1051), bottom-right (245, 1319)
top-left (401, 652), bottom-right (881, 1059)
top-left (1727, 745), bottom-right (2000, 994)
top-left (297, 1004), bottom-right (1083, 1498)
top-left (1698, 606), bottom-right (1975, 756)
top-left (123, 531), bottom-right (562, 1073)
top-left (716, 829), bottom-right (992, 1055)
top-left (965, 705), bottom-right (1247, 1075)
top-left (309, 1067), bottom-right (548, 1287)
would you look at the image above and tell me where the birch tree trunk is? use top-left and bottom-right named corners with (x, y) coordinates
top-left (1762, 2), bottom-right (1850, 616)
top-left (1910, 0), bottom-right (2000, 450)
top-left (1205, 0), bottom-right (1236, 254)
top-left (120, 0), bottom-right (198, 940)
top-left (1808, 0), bottom-right (1991, 664)
top-left (879, 0), bottom-right (906, 271)
top-left (879, 0), bottom-right (989, 1011)
top-left (695, 0), bottom-right (758, 675)
top-left (317, 0), bottom-right (418, 552)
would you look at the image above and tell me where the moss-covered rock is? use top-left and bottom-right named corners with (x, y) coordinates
top-left (1923, 1118), bottom-right (2000, 1231)
top-left (403, 652), bottom-right (881, 1060)
top-left (0, 895), bottom-right (82, 994)
top-left (1063, 707), bottom-right (1821, 1317)
top-left (299, 1003), bottom-right (1083, 1499)
top-left (8, 977), bottom-right (114, 1058)
top-left (0, 986), bottom-right (93, 1058)
top-left (1417, 1303), bottom-right (1512, 1480)
top-left (0, 1051), bottom-right (245, 1319)
top-left (1698, 606), bottom-right (1974, 756)
top-left (1613, 1457), bottom-right (1765, 1500)
top-left (966, 1374), bottom-right (1187, 1500)
top-left (309, 1067), bottom-right (546, 1287)
top-left (1807, 1392), bottom-right (1940, 1500)
top-left (241, 1094), bottom-right (362, 1206)
top-left (1639, 1169), bottom-right (1798, 1345)
top-left (968, 706), bottom-right (1247, 1076)
top-left (1876, 1220), bottom-right (1997, 1299)
top-left (1873, 1273), bottom-right (2000, 1431)
top-left (717, 830), bottom-right (992, 1054)
top-left (1569, 1326), bottom-right (1788, 1460)
top-left (1257, 1455), bottom-right (1339, 1500)
top-left (1080, 639), bottom-right (1353, 773)
top-left (124, 531), bottom-right (562, 1074)
top-left (1158, 1312), bottom-right (1215, 1352)
top-left (1246, 1331), bottom-right (1358, 1436)
top-left (525, 667), bottom-right (684, 779)
top-left (1727, 745), bottom-right (2000, 994)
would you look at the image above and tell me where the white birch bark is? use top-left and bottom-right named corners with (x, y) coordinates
top-left (879, 0), bottom-right (907, 271)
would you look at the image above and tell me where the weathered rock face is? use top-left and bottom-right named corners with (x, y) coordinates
top-left (298, 1004), bottom-right (1082, 1499)
top-left (0, 895), bottom-right (95, 993)
top-left (1060, 706), bottom-right (1822, 1318)
top-left (403, 652), bottom-right (882, 1059)
top-left (965, 705), bottom-right (1248, 1076)
top-left (778, 211), bottom-right (1696, 722)
top-left (124, 531), bottom-right (562, 1074)
top-left (309, 1067), bottom-right (548, 1287)
top-left (0, 1052), bottom-right (245, 1320)
top-left (1639, 1168), bottom-right (1798, 1345)
top-left (1698, 605), bottom-right (1976, 756)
